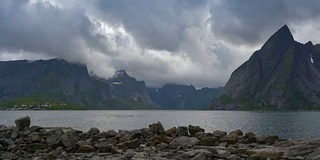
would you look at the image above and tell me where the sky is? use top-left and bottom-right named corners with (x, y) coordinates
top-left (1, 0), bottom-right (320, 88)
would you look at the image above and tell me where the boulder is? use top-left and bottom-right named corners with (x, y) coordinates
top-left (94, 142), bottom-right (112, 152)
top-left (245, 131), bottom-right (256, 138)
top-left (92, 132), bottom-right (111, 141)
top-left (61, 135), bottom-right (78, 149)
top-left (169, 136), bottom-right (200, 146)
top-left (126, 139), bottom-right (141, 149)
top-left (79, 145), bottom-right (95, 152)
top-left (165, 127), bottom-right (176, 136)
top-left (149, 122), bottom-right (165, 134)
top-left (183, 149), bottom-right (212, 158)
top-left (220, 134), bottom-right (238, 144)
top-left (27, 143), bottom-right (47, 151)
top-left (247, 147), bottom-right (284, 159)
top-left (256, 136), bottom-right (267, 144)
top-left (289, 143), bottom-right (320, 157)
top-left (46, 134), bottom-right (62, 148)
top-left (188, 125), bottom-right (205, 136)
top-left (163, 136), bottom-right (174, 143)
top-left (199, 137), bottom-right (218, 146)
top-left (229, 129), bottom-right (243, 136)
top-left (14, 116), bottom-right (31, 131)
top-left (176, 126), bottom-right (188, 136)
top-left (306, 147), bottom-right (320, 160)
top-left (106, 130), bottom-right (117, 137)
top-left (246, 136), bottom-right (257, 144)
top-left (31, 134), bottom-right (42, 143)
top-left (212, 130), bottom-right (227, 138)
top-left (87, 127), bottom-right (100, 135)
top-left (29, 126), bottom-right (44, 132)
top-left (77, 140), bottom-right (91, 146)
top-left (266, 135), bottom-right (279, 144)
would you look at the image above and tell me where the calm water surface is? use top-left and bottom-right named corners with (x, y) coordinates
top-left (0, 110), bottom-right (319, 138)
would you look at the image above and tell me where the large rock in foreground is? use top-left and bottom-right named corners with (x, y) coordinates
top-left (14, 116), bottom-right (30, 130)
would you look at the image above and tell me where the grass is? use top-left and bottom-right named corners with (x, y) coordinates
top-left (0, 97), bottom-right (87, 110)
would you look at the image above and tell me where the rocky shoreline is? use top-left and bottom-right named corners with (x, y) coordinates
top-left (1, 117), bottom-right (320, 160)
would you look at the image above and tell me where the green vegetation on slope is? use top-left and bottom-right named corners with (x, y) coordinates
top-left (0, 98), bottom-right (86, 110)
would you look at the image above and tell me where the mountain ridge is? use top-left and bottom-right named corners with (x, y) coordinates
top-left (209, 25), bottom-right (320, 110)
top-left (0, 59), bottom-right (222, 110)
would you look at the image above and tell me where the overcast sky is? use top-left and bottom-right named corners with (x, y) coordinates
top-left (1, 0), bottom-right (320, 88)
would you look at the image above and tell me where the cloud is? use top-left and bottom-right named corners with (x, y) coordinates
top-left (0, 0), bottom-right (320, 88)
top-left (209, 0), bottom-right (320, 46)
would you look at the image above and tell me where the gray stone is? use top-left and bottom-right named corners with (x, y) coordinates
top-left (30, 126), bottom-right (44, 132)
top-left (220, 134), bottom-right (238, 144)
top-left (106, 130), bottom-right (117, 137)
top-left (31, 134), bottom-right (42, 142)
top-left (247, 147), bottom-right (284, 159)
top-left (28, 143), bottom-right (47, 151)
top-left (61, 135), bottom-right (78, 149)
top-left (199, 137), bottom-right (218, 146)
top-left (229, 129), bottom-right (243, 136)
top-left (265, 135), bottom-right (279, 144)
top-left (48, 150), bottom-right (58, 160)
top-left (212, 130), bottom-right (227, 138)
top-left (79, 145), bottom-right (95, 152)
top-left (88, 127), bottom-right (100, 135)
top-left (149, 121), bottom-right (165, 134)
top-left (176, 126), bottom-right (188, 136)
top-left (46, 134), bottom-right (62, 148)
top-left (229, 154), bottom-right (241, 160)
top-left (306, 147), bottom-right (320, 160)
top-left (169, 136), bottom-right (200, 146)
top-left (126, 139), bottom-right (141, 149)
top-left (91, 156), bottom-right (105, 160)
top-left (188, 125), bottom-right (205, 136)
top-left (192, 152), bottom-right (207, 160)
top-left (14, 116), bottom-right (30, 130)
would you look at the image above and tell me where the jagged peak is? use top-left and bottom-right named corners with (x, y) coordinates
top-left (111, 70), bottom-right (130, 79)
top-left (261, 25), bottom-right (294, 51)
top-left (305, 41), bottom-right (313, 47)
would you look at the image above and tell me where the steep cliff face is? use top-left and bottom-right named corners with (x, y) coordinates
top-left (210, 25), bottom-right (320, 110)
top-left (0, 59), bottom-right (156, 109)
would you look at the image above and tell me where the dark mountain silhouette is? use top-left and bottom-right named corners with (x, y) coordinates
top-left (209, 25), bottom-right (320, 110)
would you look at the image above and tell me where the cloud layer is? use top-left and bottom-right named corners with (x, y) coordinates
top-left (1, 0), bottom-right (320, 88)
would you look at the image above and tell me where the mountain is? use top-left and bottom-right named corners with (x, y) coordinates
top-left (0, 59), bottom-right (156, 109)
top-left (148, 84), bottom-right (223, 109)
top-left (209, 25), bottom-right (320, 110)
top-left (105, 70), bottom-right (157, 109)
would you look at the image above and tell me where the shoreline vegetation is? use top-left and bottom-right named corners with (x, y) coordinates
top-left (0, 98), bottom-right (86, 110)
top-left (1, 117), bottom-right (320, 159)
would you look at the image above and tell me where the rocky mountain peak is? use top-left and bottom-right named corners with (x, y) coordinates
top-left (112, 70), bottom-right (130, 79)
top-left (209, 25), bottom-right (320, 110)
top-left (261, 25), bottom-right (294, 55)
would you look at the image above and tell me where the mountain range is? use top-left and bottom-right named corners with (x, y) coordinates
top-left (0, 59), bottom-right (221, 109)
top-left (148, 84), bottom-right (222, 110)
top-left (209, 25), bottom-right (320, 110)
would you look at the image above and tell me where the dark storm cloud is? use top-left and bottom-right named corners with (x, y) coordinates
top-left (93, 0), bottom-right (208, 52)
top-left (0, 0), bottom-right (109, 62)
top-left (0, 0), bottom-right (320, 87)
top-left (210, 0), bottom-right (320, 46)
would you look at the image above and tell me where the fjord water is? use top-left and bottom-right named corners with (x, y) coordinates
top-left (0, 110), bottom-right (319, 138)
